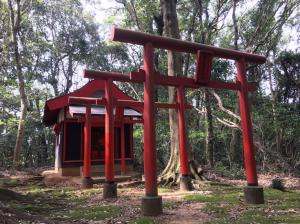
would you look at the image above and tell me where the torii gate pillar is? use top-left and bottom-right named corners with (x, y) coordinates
top-left (236, 59), bottom-right (264, 204)
top-left (103, 79), bottom-right (118, 199)
top-left (141, 43), bottom-right (162, 216)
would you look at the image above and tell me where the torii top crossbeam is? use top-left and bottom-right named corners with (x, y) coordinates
top-left (111, 27), bottom-right (266, 64)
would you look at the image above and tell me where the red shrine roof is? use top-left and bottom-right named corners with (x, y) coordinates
top-left (43, 80), bottom-right (142, 126)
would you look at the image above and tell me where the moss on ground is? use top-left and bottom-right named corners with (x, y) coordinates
top-left (55, 205), bottom-right (120, 221)
top-left (158, 187), bottom-right (174, 193)
top-left (185, 185), bottom-right (300, 224)
top-left (129, 217), bottom-right (156, 224)
top-left (4, 177), bottom-right (299, 224)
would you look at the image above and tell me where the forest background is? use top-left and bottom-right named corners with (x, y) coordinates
top-left (0, 0), bottom-right (299, 179)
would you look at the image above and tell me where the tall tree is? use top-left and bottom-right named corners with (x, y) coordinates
top-left (159, 0), bottom-right (183, 181)
top-left (8, 0), bottom-right (28, 168)
top-left (229, 0), bottom-right (240, 167)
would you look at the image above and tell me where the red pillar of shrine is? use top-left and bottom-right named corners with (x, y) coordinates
top-left (141, 43), bottom-right (162, 216)
top-left (121, 124), bottom-right (126, 175)
top-left (103, 78), bottom-right (117, 198)
top-left (236, 59), bottom-right (264, 204)
top-left (177, 86), bottom-right (192, 191)
top-left (82, 104), bottom-right (93, 188)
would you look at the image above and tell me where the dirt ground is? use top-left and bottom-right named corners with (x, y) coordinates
top-left (0, 170), bottom-right (299, 224)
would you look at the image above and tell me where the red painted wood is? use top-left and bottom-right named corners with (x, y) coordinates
top-left (69, 96), bottom-right (106, 105)
top-left (83, 104), bottom-right (91, 177)
top-left (121, 124), bottom-right (126, 175)
top-left (87, 69), bottom-right (257, 91)
top-left (44, 80), bottom-right (142, 126)
top-left (143, 43), bottom-right (158, 196)
top-left (63, 121), bottom-right (67, 162)
top-left (115, 106), bottom-right (123, 122)
top-left (116, 100), bottom-right (143, 108)
top-left (236, 59), bottom-right (258, 186)
top-left (177, 86), bottom-right (189, 176)
top-left (105, 79), bottom-right (115, 182)
top-left (111, 27), bottom-right (266, 64)
top-left (195, 50), bottom-right (213, 83)
top-left (130, 123), bottom-right (133, 161)
top-left (116, 99), bottom-right (191, 110)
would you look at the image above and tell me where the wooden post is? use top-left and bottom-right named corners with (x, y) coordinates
top-left (121, 123), bottom-right (126, 175)
top-left (236, 59), bottom-right (264, 204)
top-left (236, 59), bottom-right (258, 186)
top-left (103, 78), bottom-right (117, 198)
top-left (177, 86), bottom-right (189, 176)
top-left (141, 42), bottom-right (162, 216)
top-left (83, 104), bottom-right (91, 178)
top-left (177, 86), bottom-right (192, 191)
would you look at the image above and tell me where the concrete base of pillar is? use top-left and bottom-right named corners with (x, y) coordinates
top-left (103, 182), bottom-right (117, 199)
top-left (141, 195), bottom-right (162, 216)
top-left (244, 186), bottom-right (264, 204)
top-left (81, 177), bottom-right (93, 189)
top-left (180, 175), bottom-right (193, 191)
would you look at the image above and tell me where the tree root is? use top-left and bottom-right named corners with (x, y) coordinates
top-left (158, 159), bottom-right (208, 187)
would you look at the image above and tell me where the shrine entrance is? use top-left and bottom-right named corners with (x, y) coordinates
top-left (70, 27), bottom-right (266, 216)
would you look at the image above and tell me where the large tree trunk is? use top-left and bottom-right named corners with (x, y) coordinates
top-left (8, 0), bottom-right (28, 169)
top-left (159, 0), bottom-right (183, 183)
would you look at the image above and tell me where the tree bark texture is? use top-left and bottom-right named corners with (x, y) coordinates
top-left (8, 0), bottom-right (28, 168)
top-left (204, 90), bottom-right (214, 168)
top-left (229, 0), bottom-right (239, 167)
top-left (159, 0), bottom-right (183, 182)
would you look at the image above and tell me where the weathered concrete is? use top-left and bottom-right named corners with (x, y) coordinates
top-left (141, 195), bottom-right (162, 216)
top-left (180, 175), bottom-right (193, 191)
top-left (244, 186), bottom-right (264, 204)
top-left (103, 182), bottom-right (117, 199)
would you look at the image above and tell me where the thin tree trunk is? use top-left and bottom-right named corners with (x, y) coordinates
top-left (268, 63), bottom-right (282, 152)
top-left (204, 90), bottom-right (214, 168)
top-left (8, 0), bottom-right (28, 168)
top-left (35, 97), bottom-right (49, 164)
top-left (229, 0), bottom-right (239, 168)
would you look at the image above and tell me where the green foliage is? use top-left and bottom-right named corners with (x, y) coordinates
top-left (214, 162), bottom-right (245, 179)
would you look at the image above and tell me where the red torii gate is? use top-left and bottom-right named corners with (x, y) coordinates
top-left (75, 27), bottom-right (265, 216)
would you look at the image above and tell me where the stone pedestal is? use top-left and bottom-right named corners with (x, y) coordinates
top-left (82, 177), bottom-right (93, 189)
top-left (180, 175), bottom-right (193, 191)
top-left (244, 186), bottom-right (264, 204)
top-left (103, 182), bottom-right (117, 199)
top-left (141, 196), bottom-right (162, 216)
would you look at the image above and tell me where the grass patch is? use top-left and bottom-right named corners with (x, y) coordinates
top-left (185, 186), bottom-right (242, 205)
top-left (163, 201), bottom-right (176, 209)
top-left (9, 202), bottom-right (52, 214)
top-left (237, 210), bottom-right (274, 224)
top-left (129, 217), bottom-right (156, 224)
top-left (59, 205), bottom-right (120, 220)
top-left (202, 203), bottom-right (229, 219)
top-left (0, 178), bottom-right (19, 187)
top-left (158, 187), bottom-right (174, 193)
top-left (185, 186), bottom-right (300, 224)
